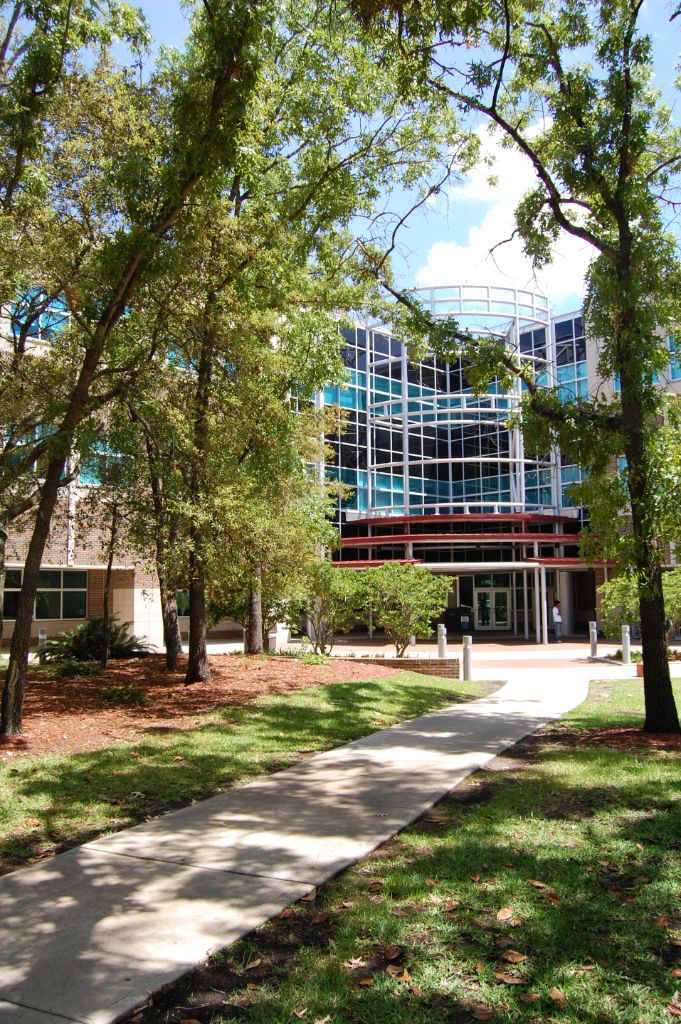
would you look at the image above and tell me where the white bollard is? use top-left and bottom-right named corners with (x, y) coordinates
top-left (437, 623), bottom-right (447, 659)
top-left (589, 620), bottom-right (598, 658)
top-left (621, 624), bottom-right (631, 665)
top-left (463, 634), bottom-right (473, 680)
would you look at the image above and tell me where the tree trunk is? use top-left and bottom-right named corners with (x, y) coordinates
top-left (160, 580), bottom-right (183, 670)
top-left (101, 504), bottom-right (118, 669)
top-left (185, 552), bottom-right (211, 683)
top-left (620, 331), bottom-right (680, 734)
top-left (0, 520), bottom-right (7, 649)
top-left (637, 564), bottom-right (679, 732)
top-left (136, 415), bottom-right (183, 670)
top-left (1, 457), bottom-right (66, 734)
top-left (246, 580), bottom-right (263, 655)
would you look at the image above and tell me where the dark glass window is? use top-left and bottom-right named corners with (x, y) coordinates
top-left (36, 591), bottom-right (61, 619)
top-left (5, 569), bottom-right (21, 589)
top-left (38, 570), bottom-right (61, 589)
top-left (63, 590), bottom-right (87, 618)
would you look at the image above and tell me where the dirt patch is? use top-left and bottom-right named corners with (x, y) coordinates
top-left (0, 654), bottom-right (397, 760)
top-left (517, 722), bottom-right (681, 753)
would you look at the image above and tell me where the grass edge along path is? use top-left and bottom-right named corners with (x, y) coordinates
top-left (0, 671), bottom-right (493, 873)
top-left (125, 677), bottom-right (681, 1024)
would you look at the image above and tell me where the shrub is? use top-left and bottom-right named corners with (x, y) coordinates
top-left (43, 616), bottom-right (152, 663)
top-left (52, 660), bottom-right (103, 679)
top-left (101, 685), bottom-right (149, 707)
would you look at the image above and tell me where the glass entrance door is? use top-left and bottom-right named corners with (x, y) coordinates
top-left (474, 589), bottom-right (511, 629)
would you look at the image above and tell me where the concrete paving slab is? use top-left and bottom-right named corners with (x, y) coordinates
top-left (0, 1003), bottom-right (81, 1024)
top-left (0, 847), bottom-right (310, 1024)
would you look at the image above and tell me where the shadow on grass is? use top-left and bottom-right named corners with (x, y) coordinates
top-left (0, 678), bottom-right (483, 865)
top-left (134, 741), bottom-right (681, 1024)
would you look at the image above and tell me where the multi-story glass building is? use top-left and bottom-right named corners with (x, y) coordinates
top-left (3, 282), bottom-right (679, 648)
top-left (326, 286), bottom-right (617, 643)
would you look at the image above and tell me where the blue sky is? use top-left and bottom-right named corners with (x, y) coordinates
top-left (134, 1), bottom-right (680, 315)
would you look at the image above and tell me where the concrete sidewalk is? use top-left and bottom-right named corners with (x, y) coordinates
top-left (0, 667), bottom-right (614, 1024)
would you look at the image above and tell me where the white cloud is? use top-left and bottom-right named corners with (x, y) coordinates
top-left (415, 128), bottom-right (592, 312)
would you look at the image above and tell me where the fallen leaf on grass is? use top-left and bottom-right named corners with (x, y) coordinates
top-left (408, 984), bottom-right (422, 996)
top-left (23, 818), bottom-right (43, 828)
top-left (172, 756), bottom-right (184, 763)
top-left (358, 978), bottom-right (374, 987)
top-left (180, 1019), bottom-right (201, 1023)
top-left (247, 982), bottom-right (259, 990)
top-left (293, 1010), bottom-right (308, 1018)
top-left (471, 1007), bottom-right (494, 1021)
top-left (658, 916), bottom-right (673, 927)
top-left (542, 890), bottom-right (561, 904)
top-left (673, 970), bottom-right (681, 979)
top-left (343, 958), bottom-right (367, 970)
top-left (501, 950), bottom-right (527, 964)
top-left (519, 993), bottom-right (540, 1004)
top-left (392, 908), bottom-right (408, 917)
top-left (382, 946), bottom-right (400, 961)
top-left (496, 907), bottom-right (514, 922)
top-left (300, 891), bottom-right (317, 903)
top-left (314, 1016), bottom-right (332, 1024)
top-left (550, 987), bottom-right (567, 1005)
top-left (367, 880), bottom-right (383, 892)
top-left (341, 900), bottom-right (354, 908)
top-left (494, 972), bottom-right (525, 985)
top-left (425, 877), bottom-right (439, 886)
top-left (527, 879), bottom-right (547, 889)
top-left (444, 900), bottom-right (461, 912)
top-left (386, 966), bottom-right (411, 982)
top-left (278, 908), bottom-right (294, 919)
top-left (470, 874), bottom-right (482, 883)
top-left (311, 912), bottom-right (331, 925)
top-left (245, 958), bottom-right (262, 970)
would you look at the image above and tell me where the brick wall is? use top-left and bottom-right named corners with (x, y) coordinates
top-left (338, 657), bottom-right (460, 678)
top-left (88, 568), bottom-right (135, 618)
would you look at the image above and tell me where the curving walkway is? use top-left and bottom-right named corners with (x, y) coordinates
top-left (0, 659), bottom-right (633, 1024)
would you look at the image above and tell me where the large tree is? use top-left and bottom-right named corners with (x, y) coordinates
top-left (0, 0), bottom-right (273, 733)
top-left (352, 0), bottom-right (681, 733)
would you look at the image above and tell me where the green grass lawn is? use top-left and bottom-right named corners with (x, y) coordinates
top-left (0, 671), bottom-right (490, 870)
top-left (139, 678), bottom-right (681, 1024)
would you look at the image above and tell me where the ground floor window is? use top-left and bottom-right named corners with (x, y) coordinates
top-left (2, 569), bottom-right (87, 620)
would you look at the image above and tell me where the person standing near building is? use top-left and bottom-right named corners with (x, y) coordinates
top-left (552, 599), bottom-right (562, 642)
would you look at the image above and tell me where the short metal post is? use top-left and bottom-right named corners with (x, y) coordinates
top-left (437, 623), bottom-right (447, 659)
top-left (621, 624), bottom-right (631, 665)
top-left (463, 634), bottom-right (473, 681)
top-left (589, 620), bottom-right (598, 658)
top-left (38, 627), bottom-right (48, 665)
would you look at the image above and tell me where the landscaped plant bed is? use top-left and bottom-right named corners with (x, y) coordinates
top-left (0, 659), bottom-right (493, 875)
top-left (121, 677), bottom-right (681, 1024)
top-left (0, 653), bottom-right (399, 761)
top-left (336, 656), bottom-right (461, 679)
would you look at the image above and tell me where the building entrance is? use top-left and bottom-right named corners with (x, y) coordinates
top-left (474, 588), bottom-right (511, 630)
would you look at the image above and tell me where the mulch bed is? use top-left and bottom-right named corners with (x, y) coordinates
top-left (0, 654), bottom-right (396, 760)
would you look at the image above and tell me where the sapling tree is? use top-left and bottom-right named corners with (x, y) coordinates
top-left (363, 562), bottom-right (451, 656)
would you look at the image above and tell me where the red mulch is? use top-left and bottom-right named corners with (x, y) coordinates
top-left (584, 726), bottom-right (681, 752)
top-left (0, 654), bottom-right (396, 760)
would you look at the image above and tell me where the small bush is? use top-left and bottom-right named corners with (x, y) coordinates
top-left (300, 652), bottom-right (329, 666)
top-left (52, 660), bottom-right (102, 679)
top-left (101, 685), bottom-right (149, 707)
top-left (43, 617), bottom-right (152, 663)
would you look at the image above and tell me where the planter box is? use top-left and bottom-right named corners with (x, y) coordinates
top-left (636, 662), bottom-right (644, 677)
